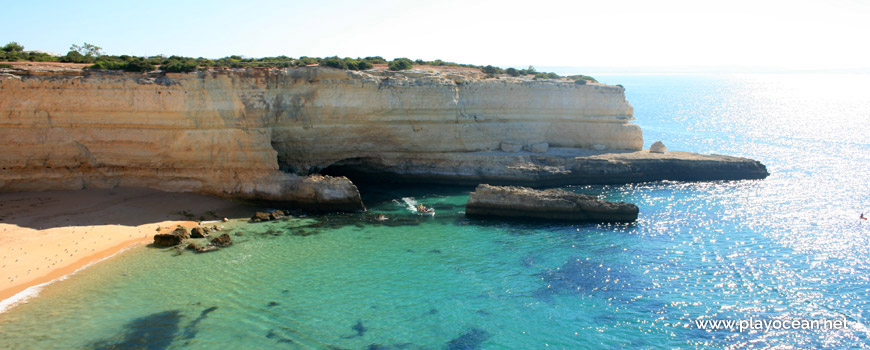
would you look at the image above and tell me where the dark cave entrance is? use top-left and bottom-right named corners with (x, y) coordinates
top-left (319, 157), bottom-right (400, 185)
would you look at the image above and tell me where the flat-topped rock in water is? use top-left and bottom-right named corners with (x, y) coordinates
top-left (323, 148), bottom-right (769, 186)
top-left (466, 184), bottom-right (638, 222)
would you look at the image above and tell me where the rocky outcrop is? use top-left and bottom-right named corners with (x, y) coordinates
top-left (250, 210), bottom-right (291, 222)
top-left (190, 227), bottom-right (209, 239)
top-left (153, 226), bottom-right (190, 246)
top-left (0, 65), bottom-right (764, 205)
top-left (466, 184), bottom-right (638, 222)
top-left (650, 141), bottom-right (667, 153)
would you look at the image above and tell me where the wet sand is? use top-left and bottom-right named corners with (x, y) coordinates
top-left (0, 187), bottom-right (254, 306)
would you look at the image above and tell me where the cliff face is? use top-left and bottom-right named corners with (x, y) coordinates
top-left (0, 66), bottom-right (640, 208)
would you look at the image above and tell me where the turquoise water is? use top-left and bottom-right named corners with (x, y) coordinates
top-left (2, 74), bottom-right (870, 349)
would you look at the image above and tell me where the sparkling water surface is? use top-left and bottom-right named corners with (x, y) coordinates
top-left (1, 74), bottom-right (869, 349)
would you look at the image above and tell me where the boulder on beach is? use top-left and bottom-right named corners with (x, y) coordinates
top-left (465, 184), bottom-right (638, 222)
top-left (153, 226), bottom-right (190, 246)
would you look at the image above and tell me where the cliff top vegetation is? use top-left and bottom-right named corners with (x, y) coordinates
top-left (1, 42), bottom-right (597, 83)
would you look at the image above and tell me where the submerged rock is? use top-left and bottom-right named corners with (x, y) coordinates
top-left (186, 243), bottom-right (219, 253)
top-left (446, 328), bottom-right (491, 350)
top-left (197, 245), bottom-right (219, 253)
top-left (341, 320), bottom-right (368, 339)
top-left (466, 184), bottom-right (638, 222)
top-left (90, 310), bottom-right (182, 350)
top-left (153, 226), bottom-right (190, 246)
top-left (535, 257), bottom-right (646, 302)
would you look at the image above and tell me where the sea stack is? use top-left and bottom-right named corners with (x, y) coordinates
top-left (466, 184), bottom-right (639, 222)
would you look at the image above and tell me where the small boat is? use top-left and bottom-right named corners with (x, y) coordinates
top-left (415, 204), bottom-right (435, 214)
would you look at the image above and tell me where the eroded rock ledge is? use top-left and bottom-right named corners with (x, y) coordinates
top-left (466, 184), bottom-right (639, 222)
top-left (322, 149), bottom-right (769, 186)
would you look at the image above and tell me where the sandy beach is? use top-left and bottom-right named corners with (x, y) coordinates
top-left (0, 187), bottom-right (255, 307)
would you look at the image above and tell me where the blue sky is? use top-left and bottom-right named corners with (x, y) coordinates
top-left (3, 0), bottom-right (869, 72)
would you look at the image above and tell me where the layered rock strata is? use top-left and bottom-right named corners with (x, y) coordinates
top-left (466, 184), bottom-right (638, 222)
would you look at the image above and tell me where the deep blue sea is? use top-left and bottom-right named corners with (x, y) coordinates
top-left (1, 74), bottom-right (869, 349)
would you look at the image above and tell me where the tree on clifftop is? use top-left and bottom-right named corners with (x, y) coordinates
top-left (70, 42), bottom-right (103, 58)
top-left (2, 42), bottom-right (24, 52)
top-left (61, 42), bottom-right (103, 64)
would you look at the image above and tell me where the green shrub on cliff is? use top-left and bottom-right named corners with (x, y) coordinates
top-left (295, 56), bottom-right (319, 66)
top-left (363, 56), bottom-right (387, 64)
top-left (534, 72), bottom-right (560, 79)
top-left (124, 58), bottom-right (155, 72)
top-left (481, 65), bottom-right (504, 75)
top-left (161, 59), bottom-right (199, 73)
top-left (90, 56), bottom-right (155, 72)
top-left (567, 74), bottom-right (598, 83)
top-left (321, 56), bottom-right (373, 71)
top-left (60, 51), bottom-right (94, 63)
top-left (388, 58), bottom-right (413, 71)
top-left (2, 42), bottom-right (29, 61)
top-left (91, 60), bottom-right (126, 70)
top-left (321, 56), bottom-right (347, 69)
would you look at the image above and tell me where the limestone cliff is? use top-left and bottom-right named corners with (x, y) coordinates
top-left (0, 65), bottom-right (763, 209)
